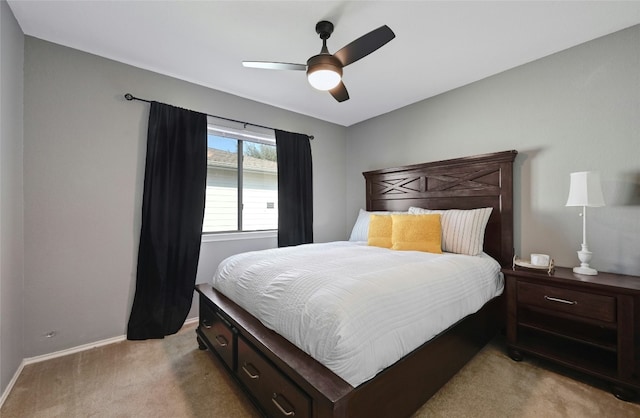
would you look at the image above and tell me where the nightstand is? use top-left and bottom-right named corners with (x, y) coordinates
top-left (503, 266), bottom-right (640, 401)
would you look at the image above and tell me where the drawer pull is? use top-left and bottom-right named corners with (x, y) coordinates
top-left (214, 335), bottom-right (228, 347)
top-left (201, 319), bottom-right (212, 329)
top-left (544, 295), bottom-right (577, 305)
top-left (272, 393), bottom-right (295, 416)
top-left (241, 362), bottom-right (260, 379)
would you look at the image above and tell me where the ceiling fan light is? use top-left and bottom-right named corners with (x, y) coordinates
top-left (306, 54), bottom-right (343, 91)
top-left (307, 69), bottom-right (341, 91)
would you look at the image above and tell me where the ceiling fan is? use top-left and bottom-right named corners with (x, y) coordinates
top-left (242, 21), bottom-right (395, 103)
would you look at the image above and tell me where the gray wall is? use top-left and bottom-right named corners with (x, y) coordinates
top-left (4, 15), bottom-right (639, 392)
top-left (346, 24), bottom-right (640, 276)
top-left (0, 0), bottom-right (25, 395)
top-left (22, 37), bottom-right (347, 357)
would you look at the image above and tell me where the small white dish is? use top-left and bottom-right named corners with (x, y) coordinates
top-left (514, 259), bottom-right (550, 270)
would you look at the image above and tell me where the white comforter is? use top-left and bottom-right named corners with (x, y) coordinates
top-left (211, 241), bottom-right (503, 387)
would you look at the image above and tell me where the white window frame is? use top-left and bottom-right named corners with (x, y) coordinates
top-left (204, 118), bottom-right (277, 236)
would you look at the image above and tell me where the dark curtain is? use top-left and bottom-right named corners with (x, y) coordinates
top-left (275, 130), bottom-right (313, 247)
top-left (127, 102), bottom-right (207, 340)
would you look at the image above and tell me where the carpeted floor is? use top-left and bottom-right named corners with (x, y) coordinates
top-left (2, 322), bottom-right (639, 418)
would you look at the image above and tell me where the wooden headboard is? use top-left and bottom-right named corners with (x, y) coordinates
top-left (363, 150), bottom-right (517, 267)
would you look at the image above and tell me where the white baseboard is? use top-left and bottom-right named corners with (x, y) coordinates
top-left (0, 317), bottom-right (199, 408)
top-left (24, 334), bottom-right (128, 365)
top-left (0, 359), bottom-right (26, 409)
top-left (183, 316), bottom-right (199, 326)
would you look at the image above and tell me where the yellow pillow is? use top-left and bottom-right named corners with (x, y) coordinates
top-left (367, 214), bottom-right (393, 248)
top-left (391, 214), bottom-right (442, 253)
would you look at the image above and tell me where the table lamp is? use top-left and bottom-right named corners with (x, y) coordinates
top-left (565, 171), bottom-right (605, 275)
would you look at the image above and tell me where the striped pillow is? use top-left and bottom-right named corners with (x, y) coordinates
top-left (408, 207), bottom-right (493, 256)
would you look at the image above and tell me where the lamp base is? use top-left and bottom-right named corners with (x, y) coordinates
top-left (573, 266), bottom-right (598, 275)
top-left (574, 246), bottom-right (598, 275)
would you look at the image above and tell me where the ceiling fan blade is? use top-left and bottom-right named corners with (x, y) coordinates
top-left (242, 61), bottom-right (306, 71)
top-left (334, 25), bottom-right (395, 67)
top-left (329, 82), bottom-right (349, 102)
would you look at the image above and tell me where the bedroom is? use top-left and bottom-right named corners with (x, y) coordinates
top-left (1, 1), bottom-right (639, 416)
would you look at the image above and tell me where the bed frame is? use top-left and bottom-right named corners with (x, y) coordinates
top-left (195, 150), bottom-right (518, 418)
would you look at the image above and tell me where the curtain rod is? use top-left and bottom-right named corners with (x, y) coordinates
top-left (124, 93), bottom-right (314, 140)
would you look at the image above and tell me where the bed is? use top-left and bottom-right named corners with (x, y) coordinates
top-left (195, 149), bottom-right (517, 418)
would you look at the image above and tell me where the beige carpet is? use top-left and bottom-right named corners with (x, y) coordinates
top-left (2, 323), bottom-right (639, 418)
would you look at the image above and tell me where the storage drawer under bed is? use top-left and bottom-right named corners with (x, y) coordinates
top-left (199, 298), bottom-right (236, 370)
top-left (237, 335), bottom-right (311, 418)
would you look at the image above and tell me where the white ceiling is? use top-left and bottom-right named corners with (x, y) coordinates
top-left (8, 1), bottom-right (640, 127)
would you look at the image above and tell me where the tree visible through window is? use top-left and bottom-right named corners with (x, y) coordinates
top-left (203, 122), bottom-right (277, 233)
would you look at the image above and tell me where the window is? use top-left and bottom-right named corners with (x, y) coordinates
top-left (203, 120), bottom-right (277, 233)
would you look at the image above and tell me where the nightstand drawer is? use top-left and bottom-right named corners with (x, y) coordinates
top-left (517, 282), bottom-right (616, 322)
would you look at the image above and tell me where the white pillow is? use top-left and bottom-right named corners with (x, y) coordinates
top-left (348, 209), bottom-right (407, 241)
top-left (408, 207), bottom-right (493, 256)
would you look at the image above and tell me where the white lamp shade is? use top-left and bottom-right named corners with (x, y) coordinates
top-left (307, 69), bottom-right (341, 91)
top-left (566, 171), bottom-right (605, 207)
